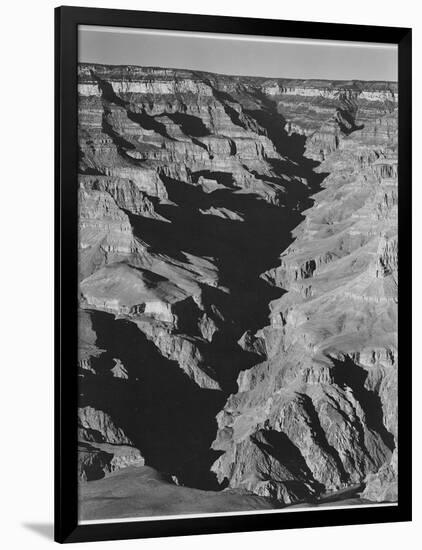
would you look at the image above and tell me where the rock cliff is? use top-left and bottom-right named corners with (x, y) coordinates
top-left (77, 63), bottom-right (398, 510)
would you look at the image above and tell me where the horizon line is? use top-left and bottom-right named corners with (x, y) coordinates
top-left (78, 61), bottom-right (398, 84)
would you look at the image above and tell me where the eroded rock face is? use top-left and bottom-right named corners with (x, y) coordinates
top-left (212, 80), bottom-right (398, 503)
top-left (77, 64), bottom-right (397, 503)
top-left (77, 406), bottom-right (145, 482)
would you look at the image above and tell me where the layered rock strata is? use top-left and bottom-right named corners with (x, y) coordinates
top-left (77, 64), bottom-right (397, 507)
top-left (212, 80), bottom-right (398, 503)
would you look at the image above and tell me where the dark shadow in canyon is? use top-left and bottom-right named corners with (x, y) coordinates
top-left (252, 429), bottom-right (326, 495)
top-left (126, 183), bottom-right (299, 390)
top-left (80, 310), bottom-right (227, 490)
top-left (203, 81), bottom-right (248, 130)
top-left (126, 158), bottom-right (326, 391)
top-left (336, 95), bottom-right (365, 135)
top-left (102, 113), bottom-right (136, 152)
top-left (301, 395), bottom-right (350, 484)
top-left (336, 108), bottom-right (365, 135)
top-left (161, 112), bottom-right (211, 138)
top-left (331, 357), bottom-right (395, 452)
top-left (94, 73), bottom-right (174, 141)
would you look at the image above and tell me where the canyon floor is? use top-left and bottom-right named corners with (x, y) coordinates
top-left (77, 64), bottom-right (398, 520)
top-left (79, 465), bottom-right (371, 521)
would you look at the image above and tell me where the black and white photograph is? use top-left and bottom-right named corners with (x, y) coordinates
top-left (76, 23), bottom-right (400, 523)
top-left (0, 0), bottom-right (418, 547)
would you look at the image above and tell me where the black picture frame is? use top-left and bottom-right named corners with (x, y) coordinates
top-left (55, 5), bottom-right (412, 543)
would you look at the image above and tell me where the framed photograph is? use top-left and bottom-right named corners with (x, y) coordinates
top-left (55, 5), bottom-right (412, 543)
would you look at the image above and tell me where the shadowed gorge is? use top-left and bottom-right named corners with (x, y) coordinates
top-left (80, 311), bottom-right (226, 489)
top-left (77, 64), bottom-right (398, 519)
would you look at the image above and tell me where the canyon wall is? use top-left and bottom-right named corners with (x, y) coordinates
top-left (77, 64), bottom-right (398, 507)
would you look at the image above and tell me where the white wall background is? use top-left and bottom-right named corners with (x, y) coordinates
top-left (0, 0), bottom-right (419, 547)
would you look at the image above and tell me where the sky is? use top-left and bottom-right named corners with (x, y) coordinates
top-left (78, 26), bottom-right (398, 82)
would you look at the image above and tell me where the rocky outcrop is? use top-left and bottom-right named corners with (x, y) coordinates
top-left (78, 310), bottom-right (103, 373)
top-left (212, 78), bottom-right (398, 503)
top-left (78, 406), bottom-right (133, 444)
top-left (78, 406), bottom-right (144, 482)
top-left (77, 63), bottom-right (397, 507)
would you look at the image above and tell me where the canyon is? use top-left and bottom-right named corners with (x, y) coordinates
top-left (77, 64), bottom-right (398, 518)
